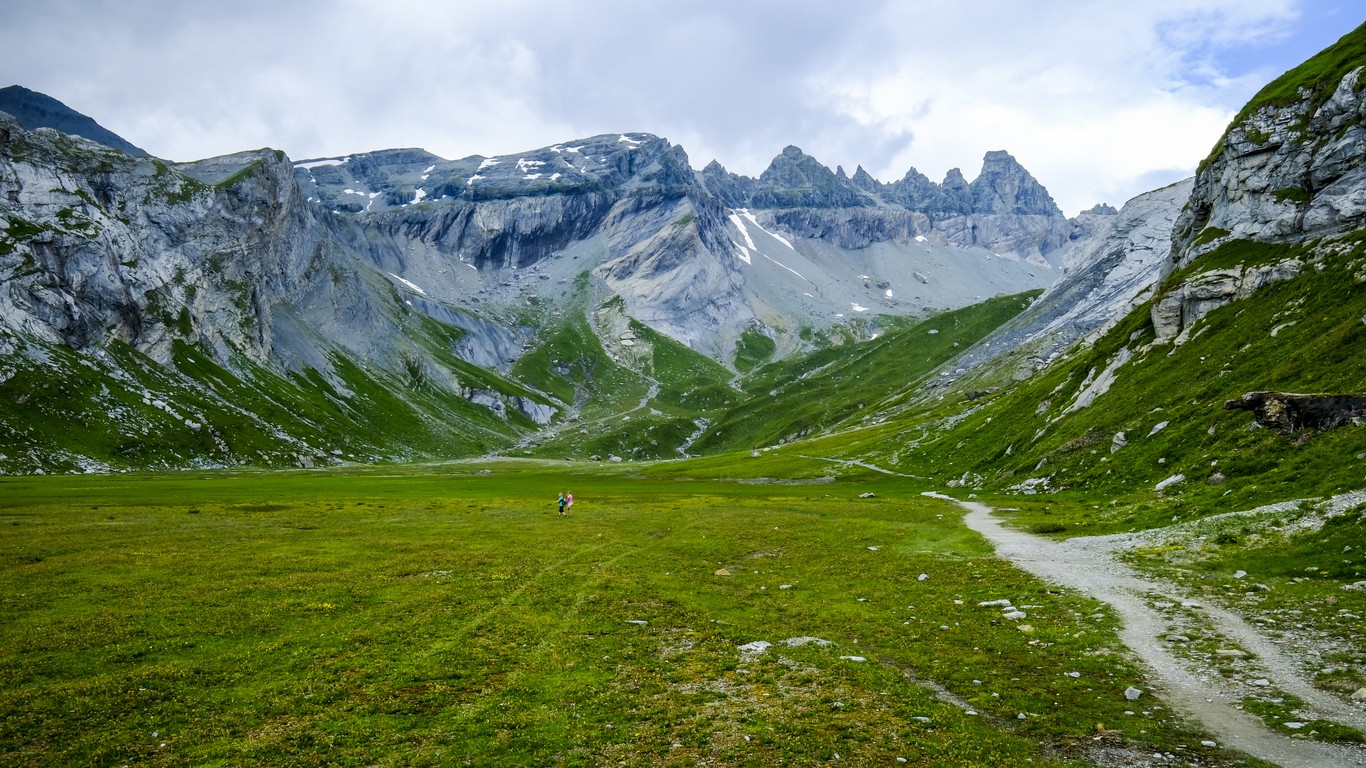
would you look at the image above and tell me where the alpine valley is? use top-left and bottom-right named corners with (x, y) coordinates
top-left (3, 20), bottom-right (1366, 494)
top-left (4, 18), bottom-right (1366, 768)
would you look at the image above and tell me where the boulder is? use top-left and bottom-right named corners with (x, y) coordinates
top-left (1224, 391), bottom-right (1366, 433)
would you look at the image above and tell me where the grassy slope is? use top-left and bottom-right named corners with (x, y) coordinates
top-left (0, 464), bottom-right (1231, 767)
top-left (839, 236), bottom-right (1365, 520)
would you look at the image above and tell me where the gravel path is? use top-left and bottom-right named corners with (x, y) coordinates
top-left (925, 492), bottom-right (1366, 768)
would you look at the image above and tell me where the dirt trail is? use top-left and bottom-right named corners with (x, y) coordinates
top-left (924, 493), bottom-right (1366, 768)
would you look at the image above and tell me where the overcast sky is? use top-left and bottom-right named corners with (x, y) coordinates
top-left (3, 1), bottom-right (1361, 215)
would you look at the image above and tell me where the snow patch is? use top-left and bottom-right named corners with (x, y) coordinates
top-left (851, 303), bottom-right (869, 313)
top-left (477, 158), bottom-right (501, 171)
top-left (387, 273), bottom-right (428, 296)
top-left (294, 158), bottom-right (346, 170)
top-left (914, 235), bottom-right (927, 242)
top-left (618, 134), bottom-right (644, 146)
top-left (763, 254), bottom-right (808, 281)
top-left (410, 188), bottom-right (427, 205)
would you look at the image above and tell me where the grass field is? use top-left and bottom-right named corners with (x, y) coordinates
top-left (1, 461), bottom-right (1232, 766)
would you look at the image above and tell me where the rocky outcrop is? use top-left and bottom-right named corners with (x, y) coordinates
top-left (1150, 259), bottom-right (1302, 344)
top-left (1172, 28), bottom-right (1366, 265)
top-left (1225, 391), bottom-right (1366, 433)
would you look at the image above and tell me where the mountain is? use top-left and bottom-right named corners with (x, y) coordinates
top-left (0, 90), bottom-right (1095, 473)
top-left (0, 85), bottom-right (147, 156)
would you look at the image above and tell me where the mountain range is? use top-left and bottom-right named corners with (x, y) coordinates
top-left (2, 20), bottom-right (1365, 490)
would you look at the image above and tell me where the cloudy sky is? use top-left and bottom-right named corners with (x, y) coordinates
top-left (3, 1), bottom-right (1361, 214)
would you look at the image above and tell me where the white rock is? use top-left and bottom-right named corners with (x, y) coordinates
top-left (1284, 721), bottom-right (1306, 729)
top-left (840, 655), bottom-right (868, 662)
top-left (737, 641), bottom-right (772, 659)
top-left (783, 636), bottom-right (831, 647)
top-left (1201, 740), bottom-right (1217, 747)
top-left (979, 599), bottom-right (1013, 607)
top-left (625, 620), bottom-right (648, 625)
top-left (918, 573), bottom-right (929, 581)
top-left (1125, 686), bottom-right (1144, 700)
top-left (1155, 473), bottom-right (1186, 491)
top-left (1233, 570), bottom-right (1247, 579)
top-left (1003, 610), bottom-right (1027, 620)
top-left (1249, 678), bottom-right (1271, 687)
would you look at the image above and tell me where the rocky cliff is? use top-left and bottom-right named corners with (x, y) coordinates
top-left (1157, 22), bottom-right (1366, 343)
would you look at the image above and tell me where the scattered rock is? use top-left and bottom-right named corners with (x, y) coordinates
top-left (1111, 431), bottom-right (1128, 453)
top-left (1201, 740), bottom-right (1217, 747)
top-left (979, 599), bottom-right (1013, 607)
top-left (859, 492), bottom-right (876, 498)
top-left (1342, 581), bottom-right (1366, 591)
top-left (1017, 624), bottom-right (1034, 632)
top-left (1284, 722), bottom-right (1306, 729)
top-left (1215, 649), bottom-right (1248, 658)
top-left (1208, 470), bottom-right (1227, 486)
top-left (714, 568), bottom-right (732, 577)
top-left (1003, 610), bottom-right (1027, 620)
top-left (918, 573), bottom-right (929, 581)
top-left (1350, 687), bottom-right (1366, 701)
top-left (783, 636), bottom-right (831, 647)
top-left (737, 641), bottom-right (772, 659)
top-left (625, 620), bottom-right (648, 626)
top-left (1249, 678), bottom-right (1271, 687)
top-left (1125, 686), bottom-right (1143, 700)
top-left (1155, 473), bottom-right (1186, 491)
top-left (1147, 421), bottom-right (1170, 437)
top-left (1233, 570), bottom-right (1247, 579)
top-left (867, 546), bottom-right (879, 551)
top-left (840, 655), bottom-right (867, 662)
top-left (1067, 671), bottom-right (1081, 678)
top-left (1168, 635), bottom-right (1191, 643)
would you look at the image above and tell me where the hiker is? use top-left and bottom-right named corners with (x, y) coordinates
top-left (557, 491), bottom-right (567, 516)
top-left (566, 491), bottom-right (574, 516)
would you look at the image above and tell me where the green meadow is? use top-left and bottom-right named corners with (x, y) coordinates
top-left (0, 460), bottom-right (1230, 767)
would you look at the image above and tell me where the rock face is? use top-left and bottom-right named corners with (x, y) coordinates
top-left (1155, 28), bottom-right (1366, 342)
top-left (1150, 259), bottom-right (1303, 344)
top-left (1224, 391), bottom-right (1366, 433)
top-left (703, 147), bottom-right (1074, 261)
top-left (1172, 37), bottom-right (1366, 265)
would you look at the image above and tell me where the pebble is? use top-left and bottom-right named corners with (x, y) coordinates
top-left (1017, 713), bottom-right (1027, 720)
top-left (1067, 671), bottom-right (1081, 678)
top-left (1168, 635), bottom-right (1191, 643)
top-left (1249, 679), bottom-right (1271, 687)
top-left (1233, 570), bottom-right (1247, 579)
top-left (1201, 740), bottom-right (1217, 747)
top-left (1285, 722), bottom-right (1306, 729)
top-left (1125, 686), bottom-right (1144, 700)
top-left (918, 573), bottom-right (929, 581)
top-left (1003, 610), bottom-right (1027, 620)
top-left (979, 599), bottom-right (1013, 607)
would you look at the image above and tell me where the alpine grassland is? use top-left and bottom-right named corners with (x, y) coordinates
top-left (1, 461), bottom-right (1231, 767)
